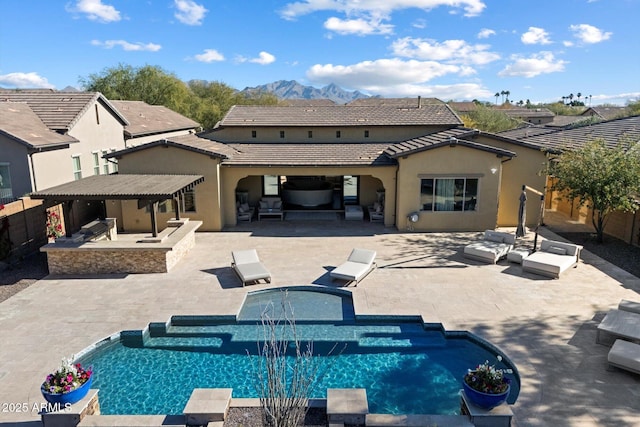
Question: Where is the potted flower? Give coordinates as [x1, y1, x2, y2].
[463, 359, 511, 409]
[41, 357, 93, 406]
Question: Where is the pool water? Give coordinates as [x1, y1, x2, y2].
[78, 288, 519, 415]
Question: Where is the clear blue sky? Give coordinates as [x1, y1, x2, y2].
[1, 0, 638, 105]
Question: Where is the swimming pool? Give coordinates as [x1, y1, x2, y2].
[77, 287, 519, 415]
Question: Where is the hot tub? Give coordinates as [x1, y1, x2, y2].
[282, 180, 334, 207]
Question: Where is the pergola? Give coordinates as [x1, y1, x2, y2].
[30, 174, 204, 237]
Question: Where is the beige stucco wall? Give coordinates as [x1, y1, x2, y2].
[125, 129, 196, 147]
[222, 165, 397, 227]
[470, 136, 548, 228]
[395, 145, 502, 232]
[209, 125, 453, 143]
[114, 146, 222, 232]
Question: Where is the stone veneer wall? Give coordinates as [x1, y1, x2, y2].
[46, 249, 169, 275]
[43, 221, 201, 275]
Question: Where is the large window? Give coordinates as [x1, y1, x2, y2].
[102, 150, 110, 174]
[72, 155, 82, 180]
[181, 191, 196, 212]
[420, 177, 478, 212]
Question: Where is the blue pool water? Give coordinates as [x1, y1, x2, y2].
[78, 288, 519, 415]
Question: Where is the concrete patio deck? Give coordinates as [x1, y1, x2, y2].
[1, 212, 639, 426]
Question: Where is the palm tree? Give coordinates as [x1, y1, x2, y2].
[577, 92, 582, 104]
[494, 92, 500, 105]
[500, 90, 506, 104]
[561, 96, 566, 105]
[504, 90, 510, 103]
[568, 93, 574, 105]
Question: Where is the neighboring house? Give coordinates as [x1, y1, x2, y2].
[110, 100, 201, 147]
[582, 106, 629, 121]
[447, 101, 477, 115]
[500, 107, 555, 125]
[517, 115, 640, 246]
[0, 89, 128, 199]
[0, 102, 78, 202]
[105, 103, 549, 233]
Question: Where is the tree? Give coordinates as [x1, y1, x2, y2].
[504, 90, 510, 103]
[627, 98, 640, 116]
[460, 104, 519, 133]
[494, 92, 500, 105]
[550, 139, 640, 243]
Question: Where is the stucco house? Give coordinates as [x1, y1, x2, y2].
[0, 90, 128, 201]
[105, 102, 549, 233]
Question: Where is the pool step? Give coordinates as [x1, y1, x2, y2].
[366, 414, 473, 426]
[78, 414, 185, 426]
[145, 336, 224, 349]
[358, 333, 446, 348]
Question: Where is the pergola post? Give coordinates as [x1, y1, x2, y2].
[150, 201, 159, 237]
[62, 201, 74, 238]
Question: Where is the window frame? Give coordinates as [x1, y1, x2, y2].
[71, 155, 82, 180]
[419, 175, 480, 213]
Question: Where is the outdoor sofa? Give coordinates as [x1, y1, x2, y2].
[463, 230, 515, 264]
[231, 249, 271, 286]
[330, 248, 377, 286]
[258, 197, 284, 221]
[522, 239, 582, 279]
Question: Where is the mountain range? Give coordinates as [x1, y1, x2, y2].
[241, 80, 371, 104]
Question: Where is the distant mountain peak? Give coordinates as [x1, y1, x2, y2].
[241, 80, 370, 104]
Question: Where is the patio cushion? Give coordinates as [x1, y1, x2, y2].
[330, 248, 377, 285]
[608, 339, 640, 375]
[232, 250, 271, 286]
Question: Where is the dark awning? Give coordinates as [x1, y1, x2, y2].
[30, 174, 204, 201]
[30, 174, 204, 238]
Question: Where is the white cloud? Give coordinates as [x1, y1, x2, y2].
[324, 16, 394, 35]
[174, 0, 207, 26]
[67, 0, 121, 23]
[237, 52, 277, 65]
[194, 49, 225, 63]
[477, 28, 495, 39]
[307, 58, 466, 89]
[391, 37, 500, 65]
[281, 0, 486, 21]
[250, 51, 276, 65]
[562, 40, 574, 47]
[569, 24, 612, 44]
[369, 82, 493, 99]
[498, 52, 567, 78]
[0, 72, 55, 89]
[521, 27, 552, 45]
[91, 40, 161, 51]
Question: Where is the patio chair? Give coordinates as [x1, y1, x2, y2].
[463, 230, 515, 264]
[231, 249, 271, 286]
[330, 248, 377, 286]
[522, 239, 582, 279]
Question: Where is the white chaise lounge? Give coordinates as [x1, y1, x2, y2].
[231, 249, 271, 286]
[463, 230, 515, 264]
[330, 248, 377, 286]
[522, 240, 582, 279]
[608, 339, 640, 375]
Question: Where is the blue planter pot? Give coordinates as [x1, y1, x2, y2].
[463, 380, 510, 409]
[41, 376, 92, 406]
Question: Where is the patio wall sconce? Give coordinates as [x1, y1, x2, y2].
[490, 167, 498, 174]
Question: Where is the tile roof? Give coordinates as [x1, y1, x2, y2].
[518, 115, 640, 150]
[347, 97, 444, 106]
[106, 134, 237, 160]
[499, 107, 555, 119]
[217, 104, 461, 127]
[0, 89, 128, 132]
[497, 126, 559, 139]
[279, 99, 337, 106]
[110, 100, 200, 137]
[0, 102, 78, 149]
[385, 128, 517, 158]
[447, 101, 477, 113]
[582, 106, 629, 120]
[29, 174, 204, 200]
[223, 142, 396, 167]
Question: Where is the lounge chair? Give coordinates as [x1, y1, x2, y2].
[463, 230, 515, 264]
[608, 339, 640, 375]
[231, 249, 271, 286]
[522, 239, 582, 279]
[330, 248, 377, 286]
